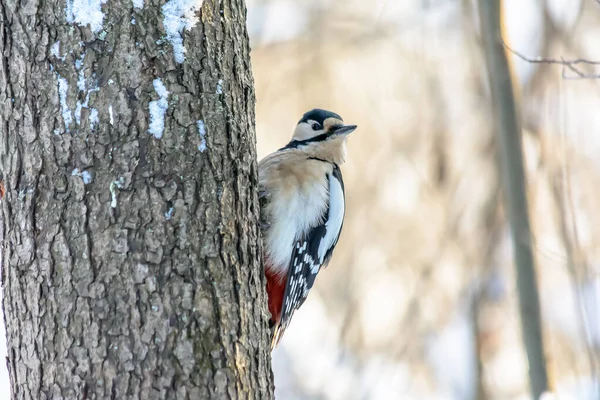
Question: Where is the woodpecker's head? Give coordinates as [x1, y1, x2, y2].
[286, 108, 357, 164]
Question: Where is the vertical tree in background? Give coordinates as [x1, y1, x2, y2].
[0, 0, 274, 397]
[478, 0, 549, 398]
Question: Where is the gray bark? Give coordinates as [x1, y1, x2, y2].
[478, 1, 549, 398]
[0, 0, 274, 398]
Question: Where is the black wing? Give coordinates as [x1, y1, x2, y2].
[271, 233, 324, 348]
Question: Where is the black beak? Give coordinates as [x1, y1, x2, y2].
[332, 124, 357, 135]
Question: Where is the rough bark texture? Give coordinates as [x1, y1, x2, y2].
[0, 0, 274, 398]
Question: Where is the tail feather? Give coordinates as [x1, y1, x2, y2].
[270, 323, 285, 350]
[270, 325, 280, 350]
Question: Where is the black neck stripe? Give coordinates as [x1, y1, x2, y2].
[279, 132, 334, 151]
[307, 157, 329, 163]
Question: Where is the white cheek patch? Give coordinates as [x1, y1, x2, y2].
[292, 120, 325, 142]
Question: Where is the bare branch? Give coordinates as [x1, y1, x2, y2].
[503, 42, 600, 79]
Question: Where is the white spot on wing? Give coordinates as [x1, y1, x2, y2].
[294, 253, 303, 273]
[299, 242, 306, 254]
[308, 254, 319, 275]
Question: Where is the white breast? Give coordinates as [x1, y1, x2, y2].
[265, 176, 329, 276]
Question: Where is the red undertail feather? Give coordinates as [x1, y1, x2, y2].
[265, 261, 285, 329]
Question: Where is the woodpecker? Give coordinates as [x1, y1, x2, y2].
[258, 108, 357, 349]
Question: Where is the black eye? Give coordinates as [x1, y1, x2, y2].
[311, 122, 321, 131]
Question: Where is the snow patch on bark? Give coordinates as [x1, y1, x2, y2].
[57, 76, 72, 132]
[162, 0, 203, 63]
[148, 78, 169, 139]
[73, 54, 100, 126]
[76, 55, 86, 91]
[89, 108, 99, 130]
[108, 105, 114, 126]
[72, 168, 93, 184]
[65, 0, 108, 33]
[75, 101, 83, 125]
[197, 120, 207, 152]
[110, 178, 125, 208]
[51, 41, 65, 61]
[51, 41, 60, 57]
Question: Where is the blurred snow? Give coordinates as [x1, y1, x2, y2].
[426, 308, 477, 400]
[359, 272, 409, 345]
[582, 278, 600, 348]
[546, 0, 582, 31]
[272, 293, 352, 399]
[555, 376, 600, 400]
[379, 158, 421, 215]
[518, 377, 600, 400]
[487, 339, 529, 395]
[502, 0, 544, 86]
[246, 0, 309, 45]
[273, 293, 477, 400]
[557, 91, 600, 171]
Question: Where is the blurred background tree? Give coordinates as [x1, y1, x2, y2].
[480, 0, 549, 397]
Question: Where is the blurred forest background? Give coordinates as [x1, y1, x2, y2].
[248, 0, 599, 399]
[1, 0, 599, 399]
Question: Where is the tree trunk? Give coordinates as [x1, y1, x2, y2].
[0, 0, 274, 398]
